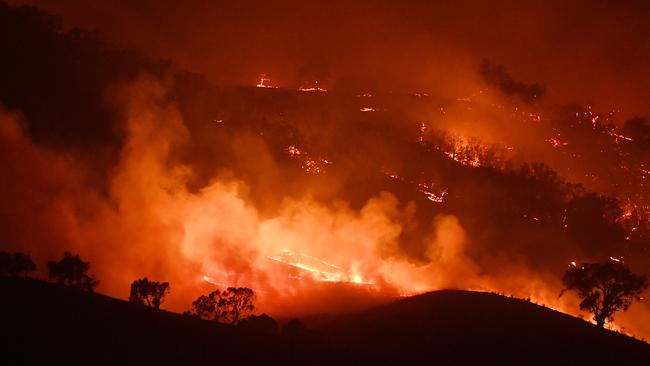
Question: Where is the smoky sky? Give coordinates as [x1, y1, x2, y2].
[10, 0, 650, 119]
[3, 0, 650, 338]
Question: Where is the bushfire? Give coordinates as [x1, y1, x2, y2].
[2, 0, 650, 346]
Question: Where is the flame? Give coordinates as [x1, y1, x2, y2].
[418, 181, 448, 203]
[545, 137, 568, 148]
[419, 122, 427, 142]
[445, 151, 481, 167]
[267, 249, 374, 285]
[609, 131, 634, 142]
[285, 145, 331, 174]
[256, 73, 277, 88]
[298, 80, 327, 92]
[4, 76, 649, 338]
[437, 135, 485, 168]
[286, 145, 302, 156]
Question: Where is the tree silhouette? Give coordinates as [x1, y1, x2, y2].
[129, 277, 170, 309]
[238, 313, 279, 334]
[561, 260, 648, 328]
[0, 251, 36, 277]
[219, 287, 255, 324]
[47, 252, 98, 291]
[190, 290, 220, 320]
[281, 319, 306, 337]
[189, 287, 255, 324]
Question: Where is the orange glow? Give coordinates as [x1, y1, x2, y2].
[3, 0, 650, 348]
[609, 131, 634, 142]
[267, 249, 374, 285]
[298, 81, 327, 92]
[418, 182, 448, 203]
[256, 73, 277, 88]
[545, 137, 568, 148]
[285, 145, 331, 174]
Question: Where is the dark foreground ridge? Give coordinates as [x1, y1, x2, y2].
[318, 290, 650, 364]
[1, 277, 649, 365]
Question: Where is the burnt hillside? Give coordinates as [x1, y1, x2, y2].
[1, 278, 648, 365]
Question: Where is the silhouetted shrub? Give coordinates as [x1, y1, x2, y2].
[0, 251, 36, 277]
[238, 313, 278, 335]
[188, 287, 255, 324]
[47, 252, 98, 292]
[129, 277, 170, 309]
[281, 319, 306, 337]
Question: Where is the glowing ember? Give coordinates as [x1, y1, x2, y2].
[284, 145, 332, 174]
[445, 151, 481, 167]
[419, 122, 427, 142]
[418, 181, 448, 203]
[609, 131, 633, 142]
[285, 145, 302, 156]
[256, 73, 277, 88]
[545, 137, 569, 148]
[527, 112, 542, 122]
[302, 158, 321, 173]
[298, 81, 327, 92]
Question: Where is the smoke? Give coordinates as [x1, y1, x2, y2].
[10, 0, 650, 119]
[2, 0, 649, 338]
[0, 75, 577, 319]
[480, 59, 546, 103]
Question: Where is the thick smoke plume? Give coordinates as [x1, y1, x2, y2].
[0, 76, 576, 318]
[12, 0, 650, 118]
[2, 0, 650, 339]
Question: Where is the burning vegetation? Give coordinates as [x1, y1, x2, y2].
[1, 0, 650, 343]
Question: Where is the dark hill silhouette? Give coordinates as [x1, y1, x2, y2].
[0, 277, 309, 365]
[1, 278, 649, 365]
[316, 290, 650, 364]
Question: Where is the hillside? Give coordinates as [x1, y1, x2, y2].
[0, 277, 301, 365]
[317, 290, 650, 364]
[1, 277, 649, 365]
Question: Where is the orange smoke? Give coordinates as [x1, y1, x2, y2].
[0, 75, 644, 337]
